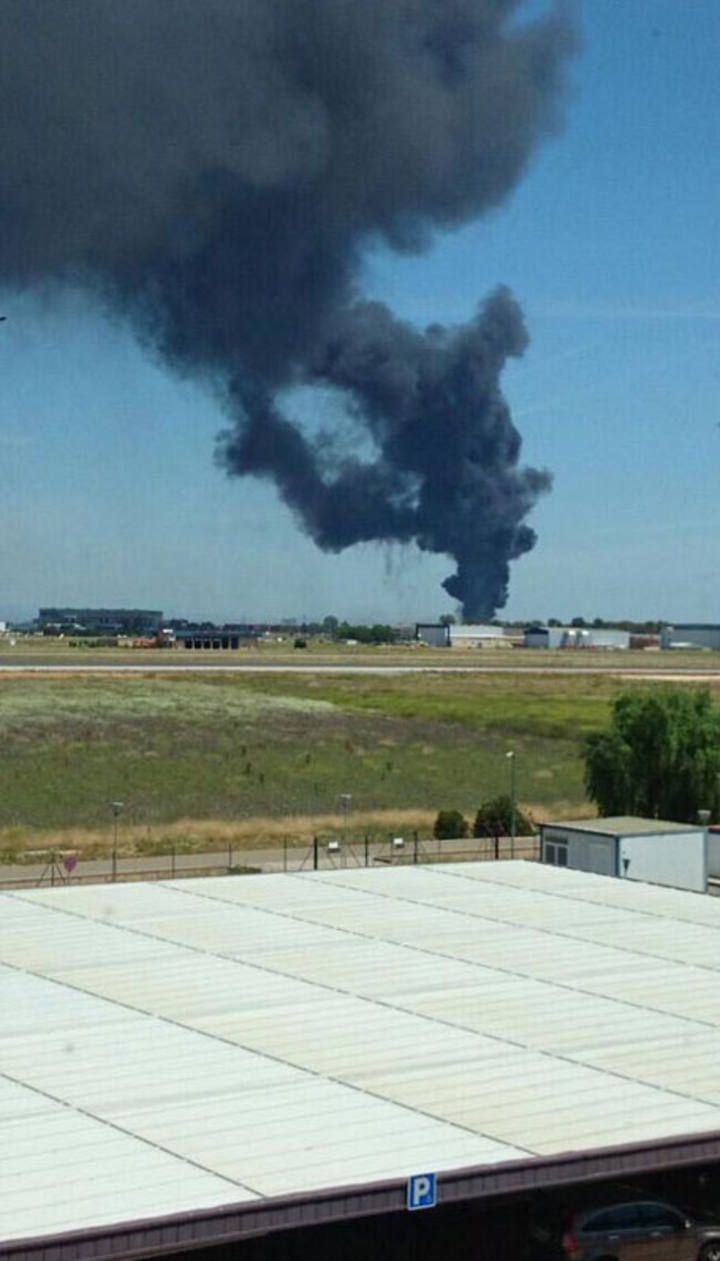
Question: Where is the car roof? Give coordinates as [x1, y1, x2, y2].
[576, 1201, 683, 1227]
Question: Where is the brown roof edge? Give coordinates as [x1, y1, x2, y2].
[5, 1130, 720, 1261]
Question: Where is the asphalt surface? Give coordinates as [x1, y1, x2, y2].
[1, 659, 720, 678]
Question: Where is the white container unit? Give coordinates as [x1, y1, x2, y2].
[541, 816, 707, 893]
[707, 829, 720, 878]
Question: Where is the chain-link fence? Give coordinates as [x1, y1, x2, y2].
[0, 833, 540, 889]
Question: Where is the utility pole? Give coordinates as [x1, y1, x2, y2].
[506, 751, 516, 858]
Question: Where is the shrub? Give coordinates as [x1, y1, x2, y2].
[433, 809, 468, 839]
[473, 794, 535, 838]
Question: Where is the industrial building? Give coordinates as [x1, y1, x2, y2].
[415, 622, 515, 648]
[37, 607, 163, 635]
[524, 624, 630, 649]
[661, 624, 720, 651]
[446, 623, 513, 648]
[415, 622, 450, 647]
[175, 626, 246, 650]
[540, 816, 707, 892]
[5, 862, 720, 1259]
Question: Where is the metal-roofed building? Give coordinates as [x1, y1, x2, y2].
[540, 816, 707, 892]
[661, 624, 720, 651]
[414, 622, 450, 647]
[524, 625, 630, 650]
[37, 608, 163, 635]
[5, 862, 720, 1258]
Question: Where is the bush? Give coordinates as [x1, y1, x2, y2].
[433, 809, 468, 839]
[293, 637, 307, 649]
[473, 794, 535, 838]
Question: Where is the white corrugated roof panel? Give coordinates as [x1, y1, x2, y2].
[5, 861, 720, 1243]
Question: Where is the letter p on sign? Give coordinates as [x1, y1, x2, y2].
[407, 1172, 437, 1211]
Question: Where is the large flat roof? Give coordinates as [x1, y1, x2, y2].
[5, 862, 720, 1255]
[543, 815, 702, 836]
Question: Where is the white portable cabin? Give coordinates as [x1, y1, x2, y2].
[707, 827, 720, 878]
[540, 816, 707, 893]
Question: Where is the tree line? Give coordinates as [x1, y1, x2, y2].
[433, 689, 720, 840]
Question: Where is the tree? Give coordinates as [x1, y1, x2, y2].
[584, 688, 720, 822]
[433, 809, 468, 839]
[473, 794, 535, 838]
[439, 613, 456, 627]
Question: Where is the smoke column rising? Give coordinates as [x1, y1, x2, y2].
[0, 0, 575, 619]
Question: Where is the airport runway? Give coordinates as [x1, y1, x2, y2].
[1, 659, 720, 680]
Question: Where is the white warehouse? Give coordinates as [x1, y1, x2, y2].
[524, 625, 630, 650]
[540, 816, 707, 893]
[661, 624, 720, 651]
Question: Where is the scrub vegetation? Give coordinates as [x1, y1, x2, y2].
[1, 670, 717, 857]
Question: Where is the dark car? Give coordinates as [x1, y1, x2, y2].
[528, 1199, 720, 1260]
[547, 1200, 720, 1261]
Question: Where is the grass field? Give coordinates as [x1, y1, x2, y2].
[5, 634, 720, 672]
[3, 664, 717, 859]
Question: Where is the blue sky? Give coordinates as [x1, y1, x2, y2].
[2, 0, 719, 625]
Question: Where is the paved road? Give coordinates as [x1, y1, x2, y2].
[1, 660, 720, 678]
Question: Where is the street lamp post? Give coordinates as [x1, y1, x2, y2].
[506, 752, 516, 858]
[339, 793, 352, 831]
[110, 801, 124, 881]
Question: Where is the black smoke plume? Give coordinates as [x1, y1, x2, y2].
[0, 0, 575, 618]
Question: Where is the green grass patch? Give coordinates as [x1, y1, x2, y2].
[0, 670, 701, 840]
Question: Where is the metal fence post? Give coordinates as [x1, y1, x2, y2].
[313, 835, 318, 871]
[364, 833, 369, 867]
[413, 831, 419, 864]
[112, 849, 117, 882]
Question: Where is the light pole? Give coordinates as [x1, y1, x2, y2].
[110, 801, 124, 881]
[339, 793, 352, 837]
[506, 752, 516, 857]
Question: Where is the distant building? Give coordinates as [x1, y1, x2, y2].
[524, 625, 630, 650]
[448, 623, 512, 648]
[37, 608, 163, 635]
[415, 622, 450, 648]
[175, 625, 252, 650]
[661, 624, 720, 651]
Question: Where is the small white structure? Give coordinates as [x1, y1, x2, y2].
[707, 828, 720, 878]
[661, 624, 720, 651]
[540, 816, 707, 893]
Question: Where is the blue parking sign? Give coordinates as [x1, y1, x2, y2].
[407, 1172, 437, 1211]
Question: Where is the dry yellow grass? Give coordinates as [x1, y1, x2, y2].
[0, 799, 584, 860]
[1, 809, 432, 858]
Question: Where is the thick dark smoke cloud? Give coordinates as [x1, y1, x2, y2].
[0, 0, 575, 619]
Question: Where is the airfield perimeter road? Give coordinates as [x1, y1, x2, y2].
[1, 659, 720, 680]
[2, 643, 720, 679]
